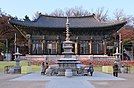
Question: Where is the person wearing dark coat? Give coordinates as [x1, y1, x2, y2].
[88, 63, 94, 76]
[41, 62, 45, 75]
[113, 62, 119, 77]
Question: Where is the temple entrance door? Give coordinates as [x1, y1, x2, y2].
[48, 49, 51, 55]
[79, 41, 89, 55]
[32, 40, 43, 55]
[92, 41, 103, 54]
[47, 43, 52, 54]
[47, 41, 57, 55]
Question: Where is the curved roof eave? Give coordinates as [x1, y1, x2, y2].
[9, 15, 127, 29]
[10, 20, 127, 30]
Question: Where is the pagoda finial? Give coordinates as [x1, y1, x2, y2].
[66, 17, 70, 41]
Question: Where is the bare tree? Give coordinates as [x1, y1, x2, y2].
[0, 8, 6, 17]
[95, 7, 108, 22]
[65, 8, 73, 17]
[32, 7, 110, 21]
[32, 11, 41, 20]
[32, 11, 48, 20]
[113, 9, 133, 26]
[113, 9, 126, 21]
[66, 7, 91, 17]
[50, 6, 91, 17]
[50, 9, 64, 16]
[128, 16, 134, 26]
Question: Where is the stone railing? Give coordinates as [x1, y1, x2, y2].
[89, 55, 115, 60]
[25, 55, 116, 66]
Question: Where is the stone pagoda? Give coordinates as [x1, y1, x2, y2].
[57, 17, 80, 76]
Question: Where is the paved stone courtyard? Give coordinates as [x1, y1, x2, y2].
[0, 72, 134, 88]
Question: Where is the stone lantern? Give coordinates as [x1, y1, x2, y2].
[13, 48, 22, 74]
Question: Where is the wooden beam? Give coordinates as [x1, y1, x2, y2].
[13, 25, 27, 39]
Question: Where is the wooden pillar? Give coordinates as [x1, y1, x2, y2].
[56, 36, 61, 55]
[27, 34, 31, 54]
[75, 42, 78, 55]
[57, 40, 61, 54]
[75, 36, 79, 55]
[89, 41, 91, 54]
[42, 35, 45, 54]
[103, 39, 107, 55]
[56, 41, 58, 54]
[96, 41, 99, 54]
[44, 40, 48, 54]
[89, 37, 93, 54]
[119, 33, 122, 59]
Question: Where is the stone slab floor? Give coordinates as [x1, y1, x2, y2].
[10, 72, 125, 88]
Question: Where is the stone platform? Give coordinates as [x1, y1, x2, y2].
[10, 72, 125, 88]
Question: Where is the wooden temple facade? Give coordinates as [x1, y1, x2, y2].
[9, 14, 126, 55]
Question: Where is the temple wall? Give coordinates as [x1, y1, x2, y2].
[29, 34, 108, 55]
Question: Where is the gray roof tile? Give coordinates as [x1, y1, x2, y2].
[9, 14, 127, 28]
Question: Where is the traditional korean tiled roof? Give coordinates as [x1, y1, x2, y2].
[9, 14, 127, 28]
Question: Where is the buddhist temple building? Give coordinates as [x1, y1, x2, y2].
[9, 14, 126, 56]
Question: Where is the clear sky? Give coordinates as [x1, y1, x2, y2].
[0, 0, 134, 19]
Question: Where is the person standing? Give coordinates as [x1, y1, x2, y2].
[45, 62, 49, 69]
[113, 62, 119, 77]
[88, 63, 94, 76]
[41, 62, 45, 75]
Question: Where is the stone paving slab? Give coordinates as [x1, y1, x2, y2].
[10, 72, 125, 81]
[10, 72, 125, 88]
[88, 72, 125, 80]
[45, 77, 95, 88]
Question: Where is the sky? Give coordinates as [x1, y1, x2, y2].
[0, 0, 134, 19]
